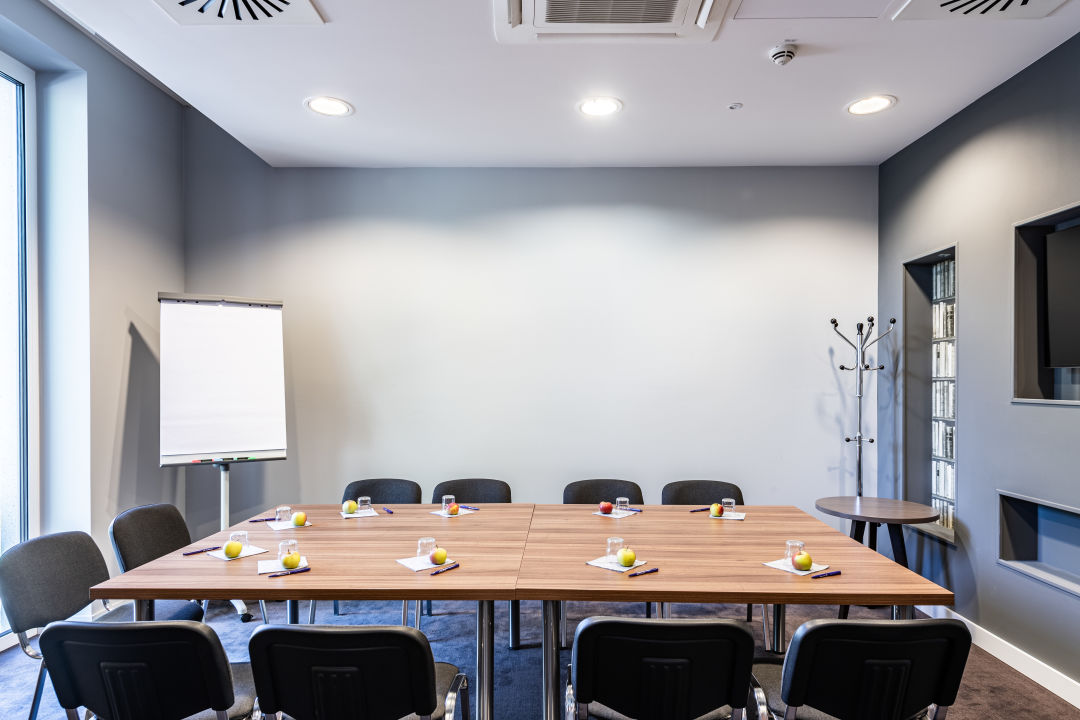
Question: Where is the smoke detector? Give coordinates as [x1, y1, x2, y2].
[769, 43, 796, 65]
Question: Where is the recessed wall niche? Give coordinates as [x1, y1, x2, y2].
[1014, 201, 1080, 403]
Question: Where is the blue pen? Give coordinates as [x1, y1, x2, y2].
[431, 562, 460, 575]
[811, 570, 841, 579]
[459, 505, 480, 511]
[626, 508, 643, 513]
[629, 567, 658, 577]
[382, 507, 394, 514]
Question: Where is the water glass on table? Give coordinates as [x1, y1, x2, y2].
[722, 498, 736, 514]
[357, 496, 372, 512]
[274, 505, 293, 523]
[606, 537, 624, 562]
[615, 497, 630, 512]
[442, 495, 456, 513]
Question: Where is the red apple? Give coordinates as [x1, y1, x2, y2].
[599, 501, 614, 514]
[447, 503, 460, 516]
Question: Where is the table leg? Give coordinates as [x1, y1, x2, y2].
[476, 600, 495, 720]
[849, 519, 866, 543]
[286, 600, 299, 624]
[769, 604, 786, 654]
[888, 523, 909, 568]
[542, 600, 560, 720]
[133, 599, 152, 622]
[508, 600, 520, 650]
[892, 605, 913, 620]
[868, 522, 879, 552]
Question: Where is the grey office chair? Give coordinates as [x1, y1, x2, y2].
[248, 624, 468, 720]
[0, 531, 131, 720]
[336, 479, 422, 617]
[567, 616, 766, 720]
[39, 620, 255, 720]
[420, 479, 521, 649]
[109, 503, 207, 623]
[661, 480, 754, 624]
[751, 618, 972, 719]
[563, 478, 644, 505]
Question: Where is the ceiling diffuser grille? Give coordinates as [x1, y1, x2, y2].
[893, 0, 1067, 18]
[545, 0, 680, 23]
[152, 0, 323, 24]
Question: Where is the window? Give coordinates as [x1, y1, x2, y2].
[0, 49, 34, 636]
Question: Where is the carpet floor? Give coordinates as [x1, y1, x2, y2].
[0, 599, 1076, 719]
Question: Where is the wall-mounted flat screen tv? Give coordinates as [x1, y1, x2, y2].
[1045, 224, 1080, 367]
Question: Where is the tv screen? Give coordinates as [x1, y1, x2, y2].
[1045, 224, 1080, 367]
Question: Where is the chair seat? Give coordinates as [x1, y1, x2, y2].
[184, 662, 257, 720]
[752, 662, 930, 720]
[403, 662, 461, 720]
[587, 701, 734, 719]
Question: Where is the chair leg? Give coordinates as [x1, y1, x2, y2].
[308, 599, 317, 624]
[559, 601, 568, 649]
[29, 660, 47, 720]
[63, 711, 78, 720]
[333, 599, 340, 616]
[401, 600, 409, 625]
[645, 602, 652, 618]
[425, 599, 433, 616]
[259, 601, 269, 625]
[508, 600, 520, 650]
[659, 602, 670, 618]
[413, 600, 422, 628]
[838, 604, 850, 619]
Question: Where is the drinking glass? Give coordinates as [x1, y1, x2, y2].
[442, 495, 456, 512]
[785, 540, 806, 560]
[278, 539, 299, 563]
[615, 497, 630, 512]
[228, 530, 248, 548]
[722, 498, 736, 514]
[606, 537, 625, 561]
[418, 537, 437, 557]
[274, 505, 293, 523]
[357, 496, 372, 512]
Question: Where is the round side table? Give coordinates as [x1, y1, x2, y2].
[815, 496, 939, 569]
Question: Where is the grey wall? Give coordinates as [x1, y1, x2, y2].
[0, 1, 185, 572]
[182, 110, 879, 540]
[878, 33, 1080, 680]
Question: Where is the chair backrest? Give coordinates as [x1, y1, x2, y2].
[0, 531, 110, 635]
[563, 479, 644, 505]
[430, 478, 511, 504]
[782, 618, 972, 720]
[572, 617, 755, 719]
[342, 478, 422, 504]
[661, 480, 745, 506]
[39, 620, 235, 720]
[110, 503, 193, 572]
[249, 624, 440, 720]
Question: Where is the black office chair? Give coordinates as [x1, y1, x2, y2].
[248, 624, 468, 720]
[422, 479, 521, 649]
[567, 616, 766, 720]
[661, 481, 754, 624]
[342, 477, 422, 505]
[109, 503, 208, 623]
[662, 479, 745, 506]
[336, 479, 423, 617]
[0, 531, 135, 720]
[563, 478, 644, 505]
[751, 618, 972, 720]
[39, 620, 255, 720]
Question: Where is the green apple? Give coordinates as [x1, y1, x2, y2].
[292, 511, 307, 527]
[616, 547, 636, 567]
[429, 547, 447, 565]
[281, 551, 301, 569]
[791, 551, 813, 571]
[342, 500, 358, 514]
[223, 540, 243, 558]
[710, 502, 723, 517]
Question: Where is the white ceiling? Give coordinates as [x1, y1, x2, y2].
[42, 0, 1080, 167]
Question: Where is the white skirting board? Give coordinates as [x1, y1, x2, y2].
[917, 604, 1080, 709]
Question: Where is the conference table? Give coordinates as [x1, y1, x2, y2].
[90, 502, 954, 720]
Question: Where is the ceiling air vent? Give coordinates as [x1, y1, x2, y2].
[893, 0, 1068, 18]
[495, 0, 731, 42]
[152, 0, 324, 25]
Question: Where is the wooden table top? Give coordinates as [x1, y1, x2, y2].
[515, 505, 953, 606]
[91, 504, 535, 602]
[91, 503, 953, 608]
[814, 496, 939, 525]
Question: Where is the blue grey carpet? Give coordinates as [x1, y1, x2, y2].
[0, 601, 1075, 719]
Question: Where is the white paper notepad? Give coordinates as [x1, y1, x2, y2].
[257, 557, 309, 574]
[397, 556, 456, 572]
[341, 508, 378, 518]
[586, 557, 647, 573]
[593, 510, 636, 519]
[207, 545, 268, 561]
[762, 559, 829, 576]
[266, 520, 313, 531]
[429, 508, 476, 518]
[709, 512, 746, 521]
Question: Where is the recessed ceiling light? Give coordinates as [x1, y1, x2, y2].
[847, 95, 897, 116]
[305, 96, 354, 117]
[579, 97, 623, 117]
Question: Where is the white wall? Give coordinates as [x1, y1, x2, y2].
[183, 112, 879, 535]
